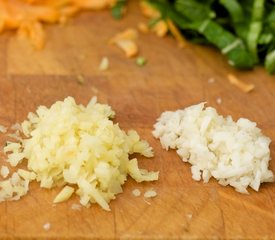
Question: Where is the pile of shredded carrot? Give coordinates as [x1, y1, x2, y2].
[0, 0, 117, 49]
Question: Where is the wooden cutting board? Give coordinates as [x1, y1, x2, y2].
[0, 1, 275, 239]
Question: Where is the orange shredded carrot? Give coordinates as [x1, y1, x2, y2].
[0, 0, 116, 49]
[18, 20, 45, 49]
[109, 28, 139, 58]
[139, 1, 160, 19]
[166, 19, 187, 48]
[137, 22, 149, 33]
[152, 20, 168, 38]
[109, 28, 138, 43]
[227, 74, 255, 93]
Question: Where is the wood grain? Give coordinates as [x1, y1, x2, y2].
[0, 1, 275, 239]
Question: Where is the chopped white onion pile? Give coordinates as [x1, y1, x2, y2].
[0, 96, 159, 210]
[153, 103, 274, 194]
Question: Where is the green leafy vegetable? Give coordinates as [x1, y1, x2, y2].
[144, 0, 275, 74]
[174, 0, 215, 22]
[219, 0, 244, 24]
[197, 20, 254, 68]
[246, 0, 265, 63]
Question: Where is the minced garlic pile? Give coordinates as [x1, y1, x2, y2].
[153, 103, 274, 194]
[0, 96, 158, 210]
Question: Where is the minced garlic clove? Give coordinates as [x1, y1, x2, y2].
[132, 188, 141, 197]
[0, 166, 10, 179]
[99, 57, 109, 71]
[17, 169, 36, 181]
[0, 125, 7, 133]
[144, 189, 157, 198]
[53, 186, 75, 203]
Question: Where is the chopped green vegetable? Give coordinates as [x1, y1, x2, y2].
[267, 10, 275, 32]
[218, 0, 248, 40]
[258, 31, 273, 45]
[143, 0, 275, 74]
[196, 20, 254, 68]
[246, 0, 265, 63]
[136, 56, 147, 66]
[174, 0, 215, 22]
[219, 0, 244, 24]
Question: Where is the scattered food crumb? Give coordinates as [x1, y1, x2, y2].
[216, 97, 222, 105]
[137, 22, 149, 33]
[143, 198, 151, 205]
[110, 28, 138, 42]
[7, 132, 22, 141]
[71, 203, 82, 211]
[3, 142, 22, 155]
[11, 123, 22, 131]
[144, 189, 157, 198]
[53, 186, 75, 203]
[136, 56, 147, 66]
[186, 213, 193, 220]
[76, 75, 85, 85]
[152, 20, 168, 38]
[132, 188, 141, 197]
[90, 86, 99, 94]
[109, 28, 139, 58]
[166, 19, 187, 48]
[208, 78, 215, 84]
[43, 222, 51, 231]
[17, 169, 36, 181]
[0, 166, 10, 179]
[0, 171, 33, 202]
[114, 39, 138, 58]
[99, 57, 109, 71]
[227, 74, 255, 93]
[26, 87, 32, 94]
[79, 54, 86, 61]
[139, 1, 161, 19]
[0, 125, 7, 133]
